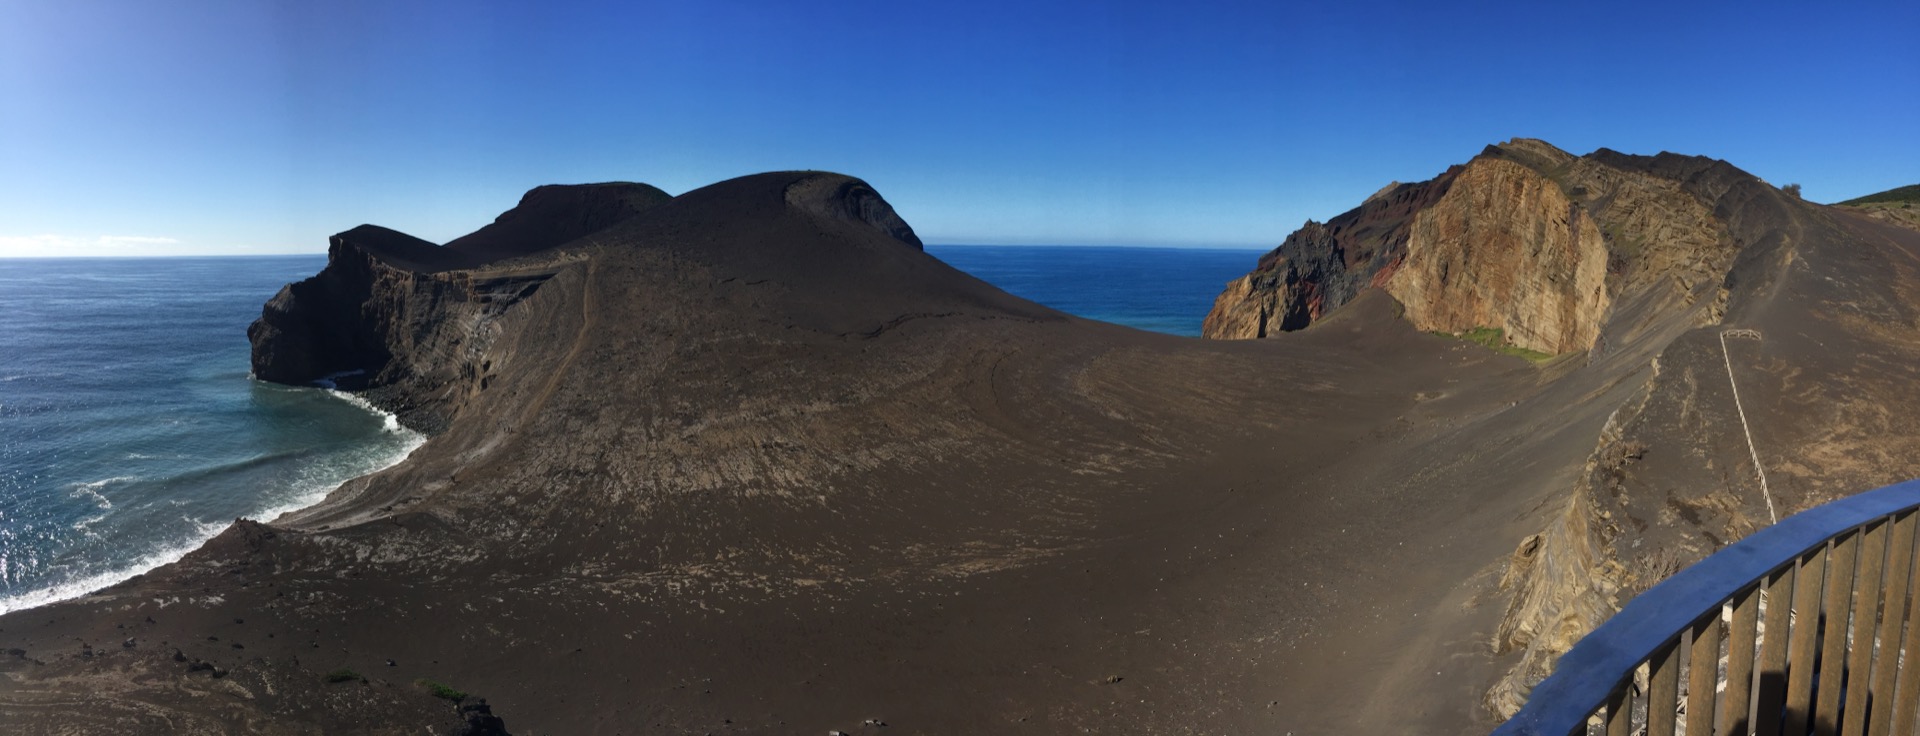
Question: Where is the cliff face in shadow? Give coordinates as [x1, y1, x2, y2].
[246, 183, 671, 431]
[6, 151, 1920, 735]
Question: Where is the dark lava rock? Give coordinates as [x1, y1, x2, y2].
[454, 699, 511, 736]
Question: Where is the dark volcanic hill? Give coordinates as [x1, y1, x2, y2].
[4, 150, 1919, 735]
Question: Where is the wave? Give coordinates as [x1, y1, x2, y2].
[67, 476, 134, 509]
[160, 450, 313, 486]
[2, 386, 426, 616]
[71, 513, 110, 531]
[0, 518, 227, 616]
[323, 389, 407, 434]
[252, 430, 425, 524]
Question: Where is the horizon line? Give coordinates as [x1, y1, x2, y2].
[0, 242, 1276, 260]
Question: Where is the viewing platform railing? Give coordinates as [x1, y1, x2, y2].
[1494, 479, 1920, 736]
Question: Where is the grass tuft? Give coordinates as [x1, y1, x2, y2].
[1434, 326, 1556, 362]
[322, 668, 363, 684]
[415, 678, 468, 702]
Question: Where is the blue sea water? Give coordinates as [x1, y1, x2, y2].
[0, 245, 1261, 614]
[927, 245, 1263, 337]
[0, 256, 424, 614]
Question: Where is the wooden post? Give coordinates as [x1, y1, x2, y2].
[1866, 511, 1918, 736]
[1784, 545, 1830, 734]
[1690, 609, 1723, 736]
[1651, 638, 1682, 735]
[1813, 530, 1860, 736]
[1756, 566, 1795, 736]
[1723, 583, 1762, 736]
[1607, 680, 1634, 736]
[1839, 519, 1890, 736]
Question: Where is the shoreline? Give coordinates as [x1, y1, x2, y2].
[0, 383, 423, 616]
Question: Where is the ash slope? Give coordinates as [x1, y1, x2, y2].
[3, 155, 1917, 735]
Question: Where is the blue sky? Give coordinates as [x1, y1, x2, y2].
[2, 0, 1915, 256]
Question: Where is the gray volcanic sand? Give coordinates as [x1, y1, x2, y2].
[4, 171, 1917, 735]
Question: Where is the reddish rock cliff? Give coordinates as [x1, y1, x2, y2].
[1204, 139, 1737, 359]
[1386, 156, 1610, 355]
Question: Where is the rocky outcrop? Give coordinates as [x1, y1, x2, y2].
[247, 183, 669, 431]
[1386, 155, 1610, 354]
[1200, 171, 1460, 339]
[1204, 139, 1739, 357]
[1484, 392, 1642, 716]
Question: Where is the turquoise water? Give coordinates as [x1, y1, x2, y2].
[0, 246, 1260, 614]
[0, 256, 423, 614]
[927, 245, 1261, 337]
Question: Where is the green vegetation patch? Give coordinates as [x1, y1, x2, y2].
[322, 668, 363, 683]
[415, 678, 468, 702]
[1434, 327, 1556, 362]
[1837, 184, 1920, 207]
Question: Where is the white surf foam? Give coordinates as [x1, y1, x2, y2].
[252, 429, 425, 524]
[2, 389, 425, 616]
[323, 389, 410, 434]
[67, 476, 133, 509]
[254, 389, 422, 520]
[0, 518, 226, 616]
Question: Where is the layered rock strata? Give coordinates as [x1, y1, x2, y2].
[1205, 139, 1735, 356]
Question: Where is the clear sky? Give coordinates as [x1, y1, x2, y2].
[2, 0, 1916, 256]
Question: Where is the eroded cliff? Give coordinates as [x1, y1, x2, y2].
[1204, 139, 1737, 358]
[1387, 155, 1610, 355]
[247, 183, 670, 431]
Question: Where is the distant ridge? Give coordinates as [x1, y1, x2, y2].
[1834, 183, 1920, 231]
[1836, 183, 1920, 206]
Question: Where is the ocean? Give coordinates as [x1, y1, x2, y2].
[926, 245, 1261, 337]
[0, 245, 1261, 614]
[0, 256, 424, 614]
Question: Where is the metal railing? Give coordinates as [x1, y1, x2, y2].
[1494, 478, 1920, 736]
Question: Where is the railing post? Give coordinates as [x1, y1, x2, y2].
[1784, 544, 1830, 734]
[1650, 638, 1682, 735]
[1866, 511, 1918, 736]
[1756, 565, 1795, 736]
[1884, 519, 1920, 735]
[1839, 519, 1889, 736]
[1689, 610, 1722, 736]
[1606, 681, 1633, 736]
[1813, 529, 1860, 736]
[1724, 584, 1762, 736]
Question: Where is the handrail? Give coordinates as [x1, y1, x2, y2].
[1494, 478, 1920, 736]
